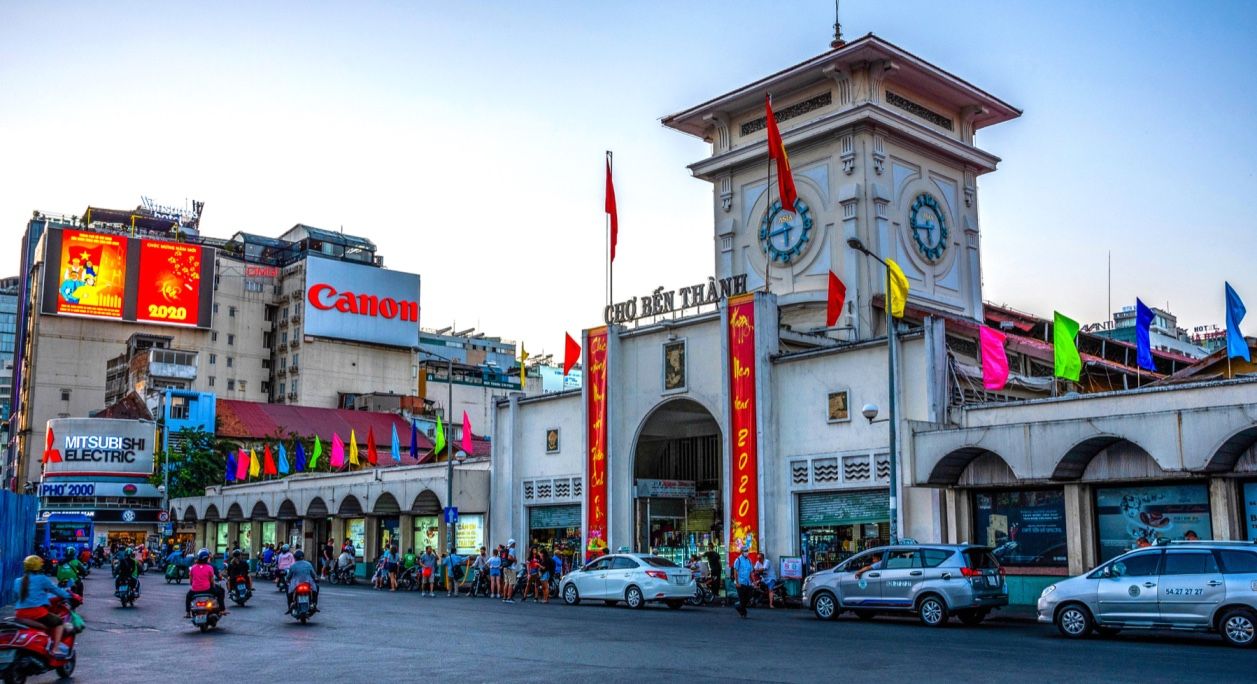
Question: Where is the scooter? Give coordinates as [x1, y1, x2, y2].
[230, 576, 252, 606]
[289, 583, 317, 624]
[254, 561, 277, 580]
[165, 563, 188, 585]
[328, 564, 355, 585]
[115, 576, 139, 607]
[398, 566, 418, 592]
[0, 594, 82, 682]
[189, 590, 225, 632]
[275, 571, 289, 594]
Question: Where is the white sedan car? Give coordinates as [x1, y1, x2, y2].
[560, 553, 695, 609]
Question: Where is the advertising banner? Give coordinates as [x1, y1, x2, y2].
[134, 240, 207, 326]
[727, 294, 759, 561]
[1243, 482, 1257, 541]
[51, 229, 129, 319]
[454, 513, 485, 554]
[303, 256, 421, 348]
[414, 515, 440, 552]
[584, 327, 609, 561]
[1095, 483, 1212, 561]
[973, 489, 1067, 568]
[42, 418, 155, 479]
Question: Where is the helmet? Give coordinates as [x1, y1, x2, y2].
[293, 550, 305, 561]
[64, 547, 75, 559]
[281, 544, 290, 553]
[23, 555, 43, 572]
[198, 549, 210, 561]
[231, 550, 242, 558]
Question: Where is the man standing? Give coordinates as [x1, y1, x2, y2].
[705, 545, 723, 598]
[501, 540, 518, 604]
[733, 548, 754, 619]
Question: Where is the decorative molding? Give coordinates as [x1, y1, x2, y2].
[886, 91, 954, 131]
[840, 134, 856, 175]
[741, 92, 833, 136]
[867, 60, 897, 104]
[521, 476, 582, 504]
[872, 135, 886, 175]
[823, 65, 853, 106]
[704, 112, 732, 153]
[963, 169, 976, 208]
[959, 105, 987, 142]
[787, 452, 891, 492]
[719, 174, 733, 213]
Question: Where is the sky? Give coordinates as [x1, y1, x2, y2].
[1, 1, 1254, 357]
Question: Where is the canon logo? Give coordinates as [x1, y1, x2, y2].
[308, 283, 419, 321]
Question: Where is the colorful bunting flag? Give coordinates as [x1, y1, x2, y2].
[1053, 311, 1082, 382]
[310, 436, 322, 469]
[827, 271, 847, 327]
[409, 420, 418, 459]
[263, 443, 278, 476]
[278, 443, 290, 475]
[348, 429, 359, 467]
[979, 325, 1009, 391]
[461, 411, 472, 456]
[563, 333, 581, 377]
[248, 448, 261, 478]
[390, 424, 401, 463]
[330, 433, 344, 469]
[519, 344, 529, 390]
[295, 441, 307, 472]
[764, 94, 798, 212]
[886, 259, 909, 319]
[434, 414, 446, 456]
[1135, 299, 1156, 372]
[606, 154, 619, 262]
[236, 448, 249, 480]
[366, 427, 378, 465]
[1226, 282, 1250, 363]
[225, 451, 237, 482]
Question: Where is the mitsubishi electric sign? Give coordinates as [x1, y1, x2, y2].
[303, 256, 421, 348]
[42, 418, 156, 479]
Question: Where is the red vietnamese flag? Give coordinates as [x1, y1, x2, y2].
[366, 427, 379, 465]
[43, 426, 62, 464]
[605, 155, 618, 262]
[563, 332, 581, 376]
[263, 444, 278, 476]
[765, 94, 799, 212]
[827, 271, 847, 327]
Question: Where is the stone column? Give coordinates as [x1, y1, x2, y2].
[1063, 483, 1095, 575]
[330, 518, 345, 553]
[225, 522, 240, 554]
[1209, 477, 1237, 540]
[364, 517, 380, 562]
[195, 521, 208, 549]
[400, 514, 415, 555]
[249, 522, 264, 560]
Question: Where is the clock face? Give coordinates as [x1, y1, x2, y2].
[758, 199, 813, 264]
[909, 193, 948, 262]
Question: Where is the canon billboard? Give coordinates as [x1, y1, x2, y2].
[42, 418, 156, 479]
[303, 256, 421, 348]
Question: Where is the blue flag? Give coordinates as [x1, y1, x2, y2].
[295, 441, 306, 472]
[1135, 298, 1155, 372]
[225, 452, 237, 482]
[390, 424, 401, 462]
[278, 443, 290, 474]
[409, 420, 418, 459]
[1226, 282, 1250, 362]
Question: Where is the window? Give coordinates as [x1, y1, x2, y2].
[226, 357, 234, 368]
[1219, 550, 1257, 574]
[227, 379, 235, 391]
[610, 557, 639, 570]
[282, 306, 289, 320]
[208, 353, 216, 365]
[261, 381, 270, 393]
[211, 331, 218, 342]
[1111, 552, 1161, 577]
[228, 306, 237, 318]
[583, 558, 611, 572]
[883, 549, 921, 569]
[279, 382, 285, 395]
[291, 379, 299, 394]
[227, 334, 235, 346]
[281, 331, 288, 345]
[962, 549, 1000, 569]
[261, 359, 270, 369]
[1162, 552, 1218, 576]
[168, 396, 189, 420]
[208, 376, 216, 387]
[641, 556, 679, 568]
[60, 389, 71, 401]
[280, 356, 287, 369]
[921, 549, 953, 568]
[292, 353, 299, 367]
[213, 303, 219, 314]
[238, 380, 247, 392]
[973, 488, 1067, 568]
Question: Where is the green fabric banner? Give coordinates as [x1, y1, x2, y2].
[1053, 311, 1082, 381]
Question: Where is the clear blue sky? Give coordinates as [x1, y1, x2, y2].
[1, 1, 1253, 354]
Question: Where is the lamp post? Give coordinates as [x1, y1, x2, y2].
[847, 237, 900, 545]
[420, 350, 456, 557]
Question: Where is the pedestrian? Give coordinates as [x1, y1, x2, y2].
[385, 544, 400, 591]
[733, 547, 754, 618]
[442, 550, 462, 596]
[488, 546, 502, 598]
[420, 546, 437, 596]
[705, 545, 723, 598]
[538, 548, 552, 603]
[321, 537, 335, 579]
[755, 553, 776, 608]
[343, 537, 355, 558]
[468, 547, 489, 597]
[501, 540, 518, 604]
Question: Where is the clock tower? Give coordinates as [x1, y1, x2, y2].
[662, 34, 1020, 339]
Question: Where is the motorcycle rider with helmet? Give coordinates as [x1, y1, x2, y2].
[284, 549, 319, 613]
[184, 549, 226, 618]
[56, 548, 84, 595]
[114, 547, 140, 596]
[226, 550, 252, 591]
[275, 544, 296, 589]
[12, 555, 72, 658]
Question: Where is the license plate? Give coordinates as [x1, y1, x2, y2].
[237, 585, 247, 592]
[298, 598, 310, 606]
[193, 615, 206, 624]
[0, 650, 15, 664]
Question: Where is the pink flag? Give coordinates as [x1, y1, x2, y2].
[980, 325, 1009, 391]
[331, 433, 345, 468]
[461, 411, 472, 456]
[236, 449, 249, 480]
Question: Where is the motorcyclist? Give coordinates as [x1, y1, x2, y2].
[56, 549, 83, 595]
[275, 544, 295, 587]
[12, 555, 72, 658]
[336, 547, 354, 580]
[115, 548, 140, 595]
[284, 549, 319, 613]
[185, 549, 226, 618]
[260, 543, 275, 566]
[226, 550, 252, 592]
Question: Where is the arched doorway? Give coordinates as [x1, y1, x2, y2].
[632, 398, 722, 565]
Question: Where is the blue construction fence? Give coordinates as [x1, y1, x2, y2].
[0, 490, 40, 607]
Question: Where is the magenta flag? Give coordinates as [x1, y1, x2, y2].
[461, 411, 472, 456]
[235, 448, 249, 480]
[980, 325, 1009, 391]
[331, 433, 346, 468]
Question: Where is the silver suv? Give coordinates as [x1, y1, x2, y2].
[1037, 541, 1257, 648]
[802, 544, 1008, 626]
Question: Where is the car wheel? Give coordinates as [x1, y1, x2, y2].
[853, 610, 875, 621]
[4, 668, 28, 684]
[56, 651, 76, 678]
[917, 595, 948, 627]
[1219, 608, 1257, 648]
[1055, 603, 1093, 639]
[563, 584, 580, 606]
[666, 600, 683, 610]
[956, 609, 987, 626]
[625, 586, 645, 609]
[812, 592, 838, 621]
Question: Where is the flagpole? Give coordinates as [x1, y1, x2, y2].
[606, 150, 613, 310]
[765, 95, 773, 294]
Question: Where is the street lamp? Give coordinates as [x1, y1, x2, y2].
[847, 237, 901, 545]
[419, 349, 457, 557]
[157, 483, 167, 544]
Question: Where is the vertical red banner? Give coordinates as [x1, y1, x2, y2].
[585, 327, 609, 561]
[727, 294, 759, 563]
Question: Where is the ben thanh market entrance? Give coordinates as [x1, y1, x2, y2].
[632, 398, 723, 566]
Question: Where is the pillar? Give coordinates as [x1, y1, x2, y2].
[225, 522, 240, 553]
[249, 522, 264, 559]
[364, 517, 380, 562]
[1063, 483, 1095, 576]
[400, 514, 415, 554]
[331, 518, 345, 551]
[1209, 477, 1238, 541]
[195, 521, 208, 549]
[302, 518, 319, 552]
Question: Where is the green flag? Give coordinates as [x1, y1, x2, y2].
[310, 435, 323, 469]
[434, 415, 446, 456]
[1053, 311, 1082, 381]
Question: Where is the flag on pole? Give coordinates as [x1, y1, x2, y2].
[519, 344, 529, 390]
[1053, 311, 1083, 381]
[563, 333, 581, 377]
[886, 259, 909, 319]
[310, 436, 323, 469]
[278, 443, 290, 475]
[263, 444, 278, 476]
[295, 441, 307, 472]
[348, 429, 360, 467]
[1135, 298, 1156, 372]
[461, 411, 472, 456]
[249, 448, 261, 478]
[366, 427, 378, 465]
[225, 452, 237, 482]
[330, 433, 345, 469]
[236, 449, 249, 480]
[827, 271, 847, 327]
[434, 414, 446, 457]
[979, 325, 1009, 391]
[409, 420, 418, 459]
[390, 424, 401, 462]
[764, 94, 799, 211]
[606, 155, 618, 262]
[1226, 282, 1250, 362]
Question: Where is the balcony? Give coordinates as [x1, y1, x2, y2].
[287, 392, 298, 400]
[147, 349, 198, 381]
[288, 365, 299, 375]
[276, 367, 287, 377]
[290, 313, 300, 324]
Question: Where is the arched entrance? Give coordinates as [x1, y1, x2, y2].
[632, 398, 723, 564]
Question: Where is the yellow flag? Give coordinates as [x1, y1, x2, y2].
[248, 448, 260, 478]
[886, 258, 909, 319]
[519, 344, 529, 390]
[349, 429, 360, 466]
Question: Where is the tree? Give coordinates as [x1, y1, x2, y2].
[150, 428, 228, 500]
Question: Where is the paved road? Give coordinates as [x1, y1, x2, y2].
[26, 570, 1257, 683]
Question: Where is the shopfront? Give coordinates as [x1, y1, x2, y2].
[377, 516, 400, 551]
[972, 488, 1068, 574]
[1093, 482, 1212, 562]
[237, 522, 253, 551]
[797, 490, 888, 575]
[528, 505, 581, 570]
[1243, 481, 1257, 541]
[346, 518, 366, 559]
[260, 521, 277, 547]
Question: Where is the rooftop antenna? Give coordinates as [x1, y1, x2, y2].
[830, 0, 845, 49]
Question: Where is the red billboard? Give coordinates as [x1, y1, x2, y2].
[52, 230, 129, 319]
[585, 327, 609, 561]
[134, 240, 205, 326]
[727, 294, 759, 563]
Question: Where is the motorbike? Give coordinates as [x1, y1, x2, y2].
[398, 566, 418, 592]
[230, 576, 252, 606]
[749, 579, 786, 609]
[275, 570, 289, 594]
[189, 591, 225, 633]
[254, 561, 276, 580]
[0, 594, 82, 683]
[165, 563, 188, 585]
[114, 576, 139, 607]
[687, 575, 716, 607]
[289, 583, 316, 624]
[328, 564, 355, 585]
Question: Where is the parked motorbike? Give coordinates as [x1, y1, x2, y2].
[230, 576, 252, 606]
[254, 561, 277, 580]
[114, 576, 139, 607]
[189, 591, 225, 632]
[398, 566, 418, 592]
[289, 583, 316, 624]
[687, 576, 715, 606]
[0, 594, 82, 682]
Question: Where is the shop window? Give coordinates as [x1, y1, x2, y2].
[1095, 483, 1211, 562]
[1161, 552, 1218, 576]
[973, 488, 1067, 568]
[1219, 550, 1257, 574]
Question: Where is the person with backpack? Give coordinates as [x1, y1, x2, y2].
[501, 540, 518, 604]
[487, 546, 502, 598]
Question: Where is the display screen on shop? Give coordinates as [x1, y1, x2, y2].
[455, 514, 484, 554]
[48, 229, 129, 319]
[1095, 483, 1212, 561]
[973, 489, 1067, 567]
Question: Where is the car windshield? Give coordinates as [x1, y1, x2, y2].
[641, 556, 679, 568]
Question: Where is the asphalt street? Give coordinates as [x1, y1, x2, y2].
[23, 570, 1257, 683]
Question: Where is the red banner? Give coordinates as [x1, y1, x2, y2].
[727, 294, 759, 563]
[585, 327, 609, 560]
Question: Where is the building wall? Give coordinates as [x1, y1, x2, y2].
[199, 253, 273, 402]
